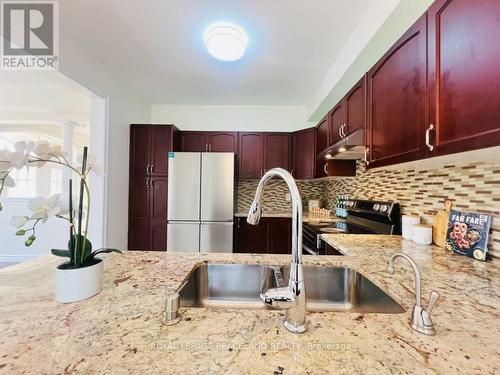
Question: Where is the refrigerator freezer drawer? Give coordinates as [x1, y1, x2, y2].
[200, 222, 233, 253]
[201, 153, 234, 221]
[168, 153, 201, 221]
[167, 222, 200, 252]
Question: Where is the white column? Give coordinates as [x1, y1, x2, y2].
[60, 121, 79, 200]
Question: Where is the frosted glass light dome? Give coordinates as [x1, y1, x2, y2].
[204, 23, 248, 61]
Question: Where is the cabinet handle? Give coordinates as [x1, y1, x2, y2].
[291, 169, 294, 176]
[151, 165, 154, 174]
[425, 124, 434, 151]
[364, 146, 370, 165]
[342, 124, 346, 138]
[324, 163, 328, 175]
[205, 144, 208, 152]
[146, 165, 150, 174]
[150, 178, 153, 188]
[237, 217, 240, 229]
[209, 144, 212, 152]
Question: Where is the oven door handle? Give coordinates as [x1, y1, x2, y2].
[302, 244, 319, 256]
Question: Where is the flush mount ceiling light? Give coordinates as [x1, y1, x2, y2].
[204, 22, 248, 61]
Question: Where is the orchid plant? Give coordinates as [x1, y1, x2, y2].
[0, 141, 121, 268]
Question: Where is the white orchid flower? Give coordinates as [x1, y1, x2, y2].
[10, 216, 29, 229]
[2, 174, 15, 188]
[33, 141, 65, 161]
[9, 141, 34, 170]
[76, 152, 102, 176]
[28, 194, 66, 223]
[0, 149, 13, 172]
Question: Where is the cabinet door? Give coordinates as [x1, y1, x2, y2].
[428, 0, 500, 155]
[292, 128, 315, 179]
[150, 126, 171, 176]
[315, 117, 329, 178]
[235, 217, 267, 253]
[263, 133, 290, 172]
[344, 77, 366, 136]
[128, 177, 150, 250]
[238, 132, 264, 179]
[208, 132, 238, 153]
[149, 177, 168, 251]
[130, 126, 151, 177]
[328, 103, 344, 145]
[267, 218, 292, 254]
[180, 132, 208, 152]
[367, 14, 427, 168]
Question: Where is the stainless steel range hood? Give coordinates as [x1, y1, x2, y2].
[318, 128, 366, 160]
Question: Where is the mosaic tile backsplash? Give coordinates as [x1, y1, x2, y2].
[237, 160, 500, 258]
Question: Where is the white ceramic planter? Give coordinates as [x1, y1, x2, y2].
[55, 258, 103, 303]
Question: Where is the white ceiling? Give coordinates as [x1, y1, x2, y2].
[59, 0, 376, 105]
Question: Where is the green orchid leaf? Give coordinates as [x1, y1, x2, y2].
[87, 248, 122, 261]
[51, 249, 71, 258]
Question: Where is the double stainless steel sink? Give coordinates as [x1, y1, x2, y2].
[178, 263, 404, 314]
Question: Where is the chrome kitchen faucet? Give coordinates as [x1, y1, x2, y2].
[387, 253, 440, 335]
[247, 168, 307, 333]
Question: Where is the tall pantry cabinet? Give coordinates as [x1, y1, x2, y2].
[128, 124, 180, 250]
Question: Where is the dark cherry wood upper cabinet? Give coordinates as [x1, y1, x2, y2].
[367, 14, 427, 168]
[180, 131, 208, 152]
[344, 76, 366, 136]
[328, 103, 344, 145]
[208, 132, 238, 153]
[427, 0, 500, 156]
[130, 126, 151, 177]
[264, 133, 291, 172]
[292, 128, 315, 179]
[130, 124, 178, 177]
[150, 126, 171, 176]
[238, 132, 264, 179]
[267, 218, 292, 254]
[315, 116, 329, 178]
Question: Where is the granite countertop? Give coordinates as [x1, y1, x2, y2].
[234, 210, 339, 223]
[0, 235, 499, 374]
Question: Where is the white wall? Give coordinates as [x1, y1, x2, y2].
[151, 105, 311, 132]
[58, 34, 151, 250]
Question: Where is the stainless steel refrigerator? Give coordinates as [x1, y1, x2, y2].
[167, 152, 234, 253]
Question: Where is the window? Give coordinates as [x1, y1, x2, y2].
[6, 167, 37, 198]
[50, 167, 62, 195]
[0, 132, 62, 198]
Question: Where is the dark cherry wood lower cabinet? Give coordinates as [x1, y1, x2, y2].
[325, 243, 343, 256]
[128, 177, 169, 251]
[235, 217, 268, 253]
[267, 218, 292, 254]
[235, 217, 292, 254]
